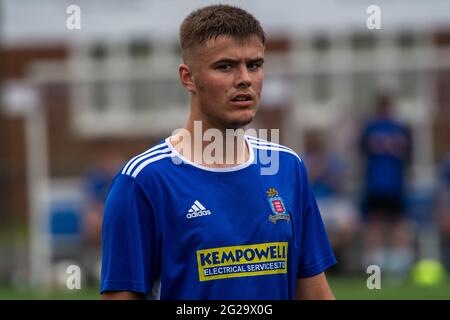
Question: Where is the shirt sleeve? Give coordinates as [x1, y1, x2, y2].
[297, 160, 337, 278]
[100, 173, 161, 296]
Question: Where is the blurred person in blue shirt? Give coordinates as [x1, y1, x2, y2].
[436, 152, 450, 271]
[83, 141, 123, 284]
[304, 131, 359, 274]
[360, 93, 413, 279]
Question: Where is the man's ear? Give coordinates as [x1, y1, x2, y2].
[179, 63, 196, 94]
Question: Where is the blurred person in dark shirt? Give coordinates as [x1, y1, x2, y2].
[360, 94, 413, 279]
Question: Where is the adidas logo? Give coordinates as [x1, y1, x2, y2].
[186, 200, 212, 219]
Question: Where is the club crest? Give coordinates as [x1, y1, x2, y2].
[266, 188, 290, 224]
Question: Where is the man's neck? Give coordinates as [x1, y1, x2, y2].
[169, 120, 249, 168]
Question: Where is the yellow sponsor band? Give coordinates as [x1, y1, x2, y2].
[197, 242, 288, 281]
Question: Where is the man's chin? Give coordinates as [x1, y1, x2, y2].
[225, 109, 257, 129]
[225, 117, 254, 129]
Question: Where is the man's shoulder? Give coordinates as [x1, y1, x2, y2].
[245, 135, 303, 163]
[119, 139, 175, 180]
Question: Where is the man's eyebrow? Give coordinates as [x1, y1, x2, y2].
[212, 57, 265, 65]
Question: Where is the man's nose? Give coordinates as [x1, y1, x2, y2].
[235, 65, 251, 89]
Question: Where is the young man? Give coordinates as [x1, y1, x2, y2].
[100, 4, 336, 300]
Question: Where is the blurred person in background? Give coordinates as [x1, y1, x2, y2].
[436, 152, 450, 272]
[359, 93, 413, 280]
[304, 131, 359, 274]
[83, 140, 123, 285]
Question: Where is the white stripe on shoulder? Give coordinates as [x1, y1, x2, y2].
[250, 144, 302, 162]
[121, 142, 167, 175]
[125, 147, 171, 176]
[246, 135, 294, 152]
[131, 153, 174, 178]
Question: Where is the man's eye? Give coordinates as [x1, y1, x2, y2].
[217, 64, 232, 70]
[248, 63, 262, 70]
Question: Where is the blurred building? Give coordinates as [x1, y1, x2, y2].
[1, 0, 450, 281]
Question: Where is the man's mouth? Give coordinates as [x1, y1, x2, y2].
[231, 94, 253, 102]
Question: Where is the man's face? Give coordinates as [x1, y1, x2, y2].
[187, 35, 264, 129]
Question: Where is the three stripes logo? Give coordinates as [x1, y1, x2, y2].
[186, 200, 212, 219]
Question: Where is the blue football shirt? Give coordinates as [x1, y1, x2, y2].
[100, 135, 336, 299]
[361, 118, 411, 198]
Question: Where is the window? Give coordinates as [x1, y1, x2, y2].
[311, 34, 331, 53]
[70, 40, 188, 136]
[312, 73, 331, 102]
[91, 80, 108, 111]
[352, 72, 376, 109]
[397, 32, 418, 50]
[130, 78, 187, 111]
[351, 33, 377, 51]
[129, 40, 152, 59]
[130, 80, 151, 111]
[90, 43, 108, 61]
[399, 71, 419, 98]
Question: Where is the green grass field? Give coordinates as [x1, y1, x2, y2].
[0, 286, 99, 300]
[329, 277, 450, 300]
[0, 277, 449, 300]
